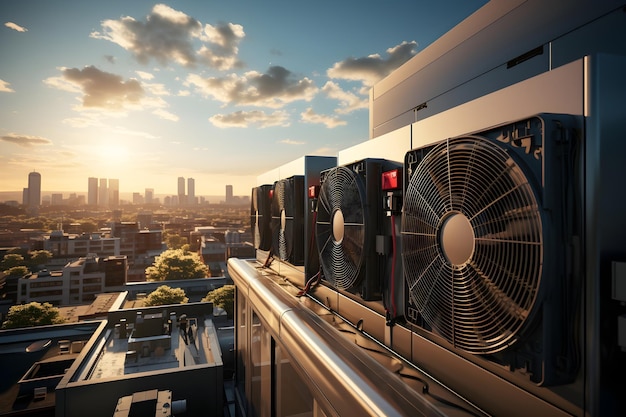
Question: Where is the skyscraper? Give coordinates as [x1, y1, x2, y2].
[226, 184, 233, 204]
[109, 179, 119, 207]
[99, 178, 108, 207]
[88, 177, 98, 206]
[145, 188, 154, 205]
[27, 171, 41, 208]
[187, 178, 195, 205]
[178, 177, 185, 205]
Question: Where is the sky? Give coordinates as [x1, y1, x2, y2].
[1, 0, 487, 199]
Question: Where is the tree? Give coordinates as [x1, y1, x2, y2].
[5, 266, 30, 277]
[2, 302, 66, 329]
[28, 250, 53, 268]
[1, 253, 25, 270]
[165, 234, 188, 250]
[143, 285, 188, 306]
[145, 248, 209, 281]
[203, 285, 235, 318]
[80, 220, 99, 234]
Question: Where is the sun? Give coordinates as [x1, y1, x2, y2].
[95, 144, 131, 163]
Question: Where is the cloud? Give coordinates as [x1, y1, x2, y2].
[209, 109, 290, 128]
[90, 4, 244, 70]
[4, 22, 27, 32]
[0, 79, 15, 93]
[187, 65, 317, 108]
[135, 70, 154, 80]
[1, 133, 52, 147]
[153, 108, 179, 121]
[198, 22, 245, 70]
[321, 81, 368, 114]
[300, 107, 346, 128]
[327, 41, 418, 86]
[45, 65, 144, 110]
[278, 138, 305, 145]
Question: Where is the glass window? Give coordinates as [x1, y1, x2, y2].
[236, 291, 247, 396]
[275, 344, 313, 417]
[250, 310, 272, 417]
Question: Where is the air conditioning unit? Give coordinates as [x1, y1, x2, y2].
[271, 175, 305, 266]
[316, 159, 400, 301]
[401, 114, 581, 385]
[250, 184, 273, 251]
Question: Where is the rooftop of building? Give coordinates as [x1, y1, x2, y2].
[1, 301, 224, 417]
[0, 321, 104, 416]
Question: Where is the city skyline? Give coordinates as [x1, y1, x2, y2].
[0, 0, 487, 197]
[1, 171, 245, 205]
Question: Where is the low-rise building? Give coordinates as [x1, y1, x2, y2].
[44, 230, 120, 259]
[0, 301, 224, 417]
[17, 255, 127, 305]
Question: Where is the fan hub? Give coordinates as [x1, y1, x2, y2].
[280, 209, 286, 231]
[439, 212, 474, 266]
[332, 209, 345, 245]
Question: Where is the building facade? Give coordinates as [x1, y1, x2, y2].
[88, 177, 98, 206]
[25, 171, 41, 210]
[17, 255, 127, 305]
[43, 230, 121, 262]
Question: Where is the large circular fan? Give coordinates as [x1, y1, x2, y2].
[316, 166, 367, 290]
[402, 137, 543, 354]
[272, 179, 295, 261]
[251, 185, 272, 251]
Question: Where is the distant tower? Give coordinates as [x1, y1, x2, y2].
[178, 177, 185, 205]
[145, 188, 154, 205]
[226, 184, 233, 204]
[88, 177, 98, 206]
[187, 178, 195, 205]
[109, 178, 119, 207]
[99, 178, 108, 207]
[27, 171, 41, 208]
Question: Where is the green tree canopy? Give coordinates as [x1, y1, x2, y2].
[80, 220, 99, 234]
[28, 250, 53, 267]
[2, 302, 66, 329]
[165, 234, 188, 250]
[145, 248, 208, 281]
[5, 266, 30, 277]
[202, 285, 235, 318]
[1, 253, 25, 270]
[143, 285, 188, 306]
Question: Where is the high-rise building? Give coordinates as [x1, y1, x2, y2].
[145, 188, 154, 205]
[188, 178, 195, 205]
[27, 171, 41, 208]
[178, 176, 185, 205]
[109, 179, 119, 207]
[88, 177, 98, 206]
[99, 178, 108, 207]
[226, 184, 233, 204]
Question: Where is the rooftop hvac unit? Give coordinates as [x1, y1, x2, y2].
[250, 184, 273, 251]
[271, 175, 305, 265]
[401, 114, 580, 385]
[316, 159, 400, 301]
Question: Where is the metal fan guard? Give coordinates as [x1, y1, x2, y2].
[316, 166, 366, 290]
[402, 137, 543, 354]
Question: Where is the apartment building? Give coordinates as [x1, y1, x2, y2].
[17, 255, 127, 305]
[43, 230, 120, 266]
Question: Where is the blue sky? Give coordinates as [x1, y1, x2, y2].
[0, 0, 487, 199]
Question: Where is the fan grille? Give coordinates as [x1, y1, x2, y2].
[272, 179, 294, 261]
[402, 137, 543, 354]
[251, 185, 271, 250]
[316, 166, 366, 290]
